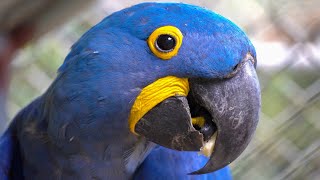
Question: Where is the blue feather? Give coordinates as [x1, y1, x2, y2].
[134, 146, 232, 180]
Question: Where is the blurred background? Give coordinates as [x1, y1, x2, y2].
[1, 0, 320, 179]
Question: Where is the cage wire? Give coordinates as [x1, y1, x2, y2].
[6, 0, 320, 179]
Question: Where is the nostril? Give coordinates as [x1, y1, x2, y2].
[233, 64, 239, 71]
[227, 54, 256, 78]
[225, 62, 241, 78]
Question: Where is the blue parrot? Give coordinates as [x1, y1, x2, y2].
[0, 3, 260, 180]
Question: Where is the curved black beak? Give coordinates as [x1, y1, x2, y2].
[135, 58, 260, 174]
[189, 60, 260, 174]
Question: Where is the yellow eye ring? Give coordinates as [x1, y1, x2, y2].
[147, 26, 183, 60]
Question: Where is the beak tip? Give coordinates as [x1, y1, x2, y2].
[188, 167, 215, 175]
[188, 159, 231, 175]
[187, 60, 261, 175]
[188, 170, 205, 175]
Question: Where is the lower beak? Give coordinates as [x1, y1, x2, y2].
[135, 60, 261, 174]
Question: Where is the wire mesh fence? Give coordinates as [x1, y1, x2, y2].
[6, 0, 320, 179]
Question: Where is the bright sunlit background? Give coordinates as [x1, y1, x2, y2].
[3, 0, 320, 179]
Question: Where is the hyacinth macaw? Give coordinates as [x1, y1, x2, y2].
[0, 3, 260, 180]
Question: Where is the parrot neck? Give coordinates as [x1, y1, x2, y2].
[13, 96, 156, 179]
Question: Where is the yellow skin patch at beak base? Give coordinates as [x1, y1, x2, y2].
[129, 76, 189, 135]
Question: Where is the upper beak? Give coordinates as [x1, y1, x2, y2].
[135, 57, 261, 174]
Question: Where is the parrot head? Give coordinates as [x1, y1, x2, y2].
[46, 3, 260, 175]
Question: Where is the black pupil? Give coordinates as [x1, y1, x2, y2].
[156, 34, 176, 51]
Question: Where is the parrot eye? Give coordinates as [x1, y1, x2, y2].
[147, 26, 183, 60]
[156, 34, 176, 52]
